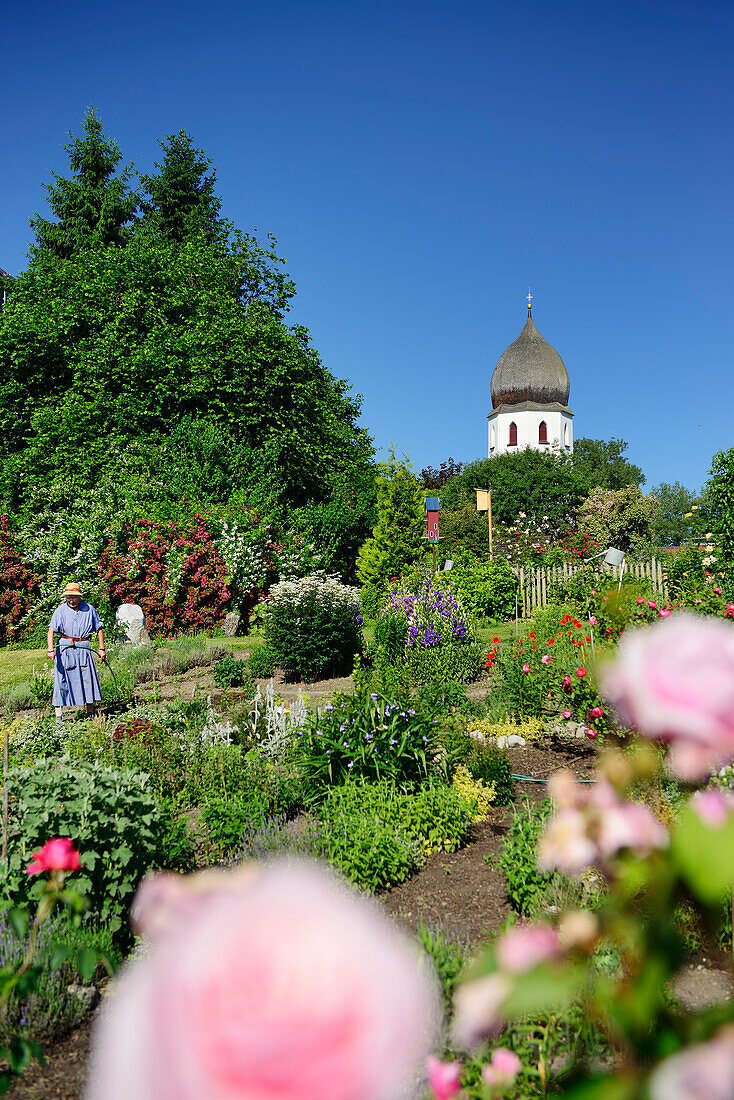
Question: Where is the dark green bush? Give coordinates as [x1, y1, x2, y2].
[248, 644, 276, 678]
[500, 798, 560, 915]
[266, 575, 362, 681]
[320, 812, 421, 891]
[405, 641, 484, 684]
[452, 559, 520, 620]
[212, 653, 251, 689]
[201, 795, 268, 859]
[372, 612, 408, 665]
[2, 759, 163, 937]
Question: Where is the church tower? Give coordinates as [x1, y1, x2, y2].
[488, 294, 573, 456]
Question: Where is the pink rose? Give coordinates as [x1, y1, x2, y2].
[496, 924, 559, 973]
[692, 788, 734, 828]
[585, 727, 597, 739]
[596, 802, 668, 859]
[648, 600, 657, 609]
[26, 838, 81, 876]
[537, 809, 597, 874]
[522, 664, 530, 674]
[636, 597, 646, 605]
[576, 667, 587, 678]
[86, 860, 439, 1100]
[452, 974, 510, 1049]
[714, 588, 723, 595]
[481, 1049, 522, 1089]
[589, 616, 598, 625]
[562, 675, 572, 689]
[650, 1026, 734, 1100]
[541, 654, 550, 665]
[561, 709, 572, 719]
[590, 706, 603, 718]
[601, 613, 734, 779]
[426, 1057, 462, 1100]
[658, 607, 672, 618]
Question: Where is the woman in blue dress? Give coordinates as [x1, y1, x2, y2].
[47, 583, 106, 722]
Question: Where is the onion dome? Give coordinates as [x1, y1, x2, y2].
[490, 299, 570, 409]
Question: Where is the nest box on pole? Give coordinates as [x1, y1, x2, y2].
[425, 497, 440, 541]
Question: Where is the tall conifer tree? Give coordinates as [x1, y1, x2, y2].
[138, 131, 226, 245]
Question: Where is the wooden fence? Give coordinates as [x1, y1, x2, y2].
[516, 558, 668, 617]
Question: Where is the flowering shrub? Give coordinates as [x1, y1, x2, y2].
[450, 559, 519, 621]
[0, 517, 40, 645]
[99, 516, 231, 635]
[265, 573, 362, 681]
[297, 690, 440, 796]
[446, 613, 734, 1098]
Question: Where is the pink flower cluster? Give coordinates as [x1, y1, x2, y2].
[649, 1025, 734, 1100]
[86, 860, 438, 1100]
[537, 770, 668, 875]
[602, 613, 734, 779]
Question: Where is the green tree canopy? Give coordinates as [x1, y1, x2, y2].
[572, 437, 644, 491]
[439, 450, 586, 532]
[138, 131, 226, 245]
[0, 113, 373, 513]
[29, 107, 137, 265]
[706, 448, 734, 563]
[650, 481, 708, 547]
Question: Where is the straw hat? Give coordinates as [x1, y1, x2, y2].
[62, 582, 83, 598]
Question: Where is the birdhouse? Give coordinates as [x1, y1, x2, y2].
[425, 497, 440, 541]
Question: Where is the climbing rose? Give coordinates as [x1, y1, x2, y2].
[541, 654, 550, 665]
[481, 1049, 522, 1089]
[590, 706, 604, 718]
[426, 1057, 462, 1100]
[601, 613, 734, 780]
[576, 668, 587, 678]
[561, 709, 572, 719]
[522, 664, 530, 674]
[26, 838, 80, 876]
[86, 860, 438, 1100]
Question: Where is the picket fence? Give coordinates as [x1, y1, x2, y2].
[515, 558, 668, 617]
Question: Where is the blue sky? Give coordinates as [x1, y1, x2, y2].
[3, 0, 733, 492]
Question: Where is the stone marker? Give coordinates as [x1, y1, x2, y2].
[223, 611, 240, 637]
[116, 603, 151, 645]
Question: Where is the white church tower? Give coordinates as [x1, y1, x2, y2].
[488, 294, 573, 456]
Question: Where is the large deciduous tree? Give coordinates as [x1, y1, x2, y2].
[572, 437, 644, 491]
[707, 448, 734, 563]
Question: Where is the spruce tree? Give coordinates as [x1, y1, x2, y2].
[139, 131, 226, 245]
[29, 107, 136, 264]
[356, 453, 425, 590]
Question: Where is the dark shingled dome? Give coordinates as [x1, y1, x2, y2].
[490, 311, 570, 408]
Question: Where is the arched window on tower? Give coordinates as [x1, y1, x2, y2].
[509, 421, 517, 447]
[539, 420, 548, 444]
[564, 422, 570, 448]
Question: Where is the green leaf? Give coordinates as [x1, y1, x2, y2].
[75, 948, 97, 983]
[671, 803, 734, 903]
[560, 1075, 637, 1100]
[502, 962, 585, 1018]
[48, 942, 73, 969]
[8, 908, 28, 941]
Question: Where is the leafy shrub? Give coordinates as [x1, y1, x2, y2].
[1, 759, 163, 937]
[358, 582, 382, 621]
[265, 574, 362, 680]
[0, 911, 117, 1043]
[372, 612, 409, 665]
[451, 558, 520, 621]
[418, 680, 470, 714]
[248, 644, 276, 678]
[29, 664, 54, 705]
[452, 764, 495, 821]
[320, 810, 421, 891]
[212, 653, 251, 689]
[201, 795, 268, 859]
[500, 798, 561, 915]
[464, 742, 514, 806]
[405, 641, 484, 684]
[467, 716, 545, 743]
[297, 691, 440, 799]
[418, 922, 465, 1019]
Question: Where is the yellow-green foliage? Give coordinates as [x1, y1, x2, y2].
[467, 716, 545, 742]
[452, 764, 495, 822]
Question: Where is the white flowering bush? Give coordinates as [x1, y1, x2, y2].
[266, 573, 362, 681]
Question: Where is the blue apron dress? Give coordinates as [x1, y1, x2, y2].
[50, 601, 103, 707]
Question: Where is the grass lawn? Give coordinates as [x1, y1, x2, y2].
[0, 648, 48, 689]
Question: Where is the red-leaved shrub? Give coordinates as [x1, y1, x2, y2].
[99, 517, 230, 636]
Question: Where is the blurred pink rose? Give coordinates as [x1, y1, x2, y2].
[541, 654, 550, 665]
[692, 788, 734, 827]
[636, 597, 646, 605]
[585, 727, 597, 739]
[589, 616, 598, 625]
[452, 974, 510, 1049]
[561, 709, 572, 719]
[658, 607, 672, 618]
[537, 809, 597, 874]
[601, 613, 734, 779]
[426, 1057, 462, 1100]
[496, 924, 559, 973]
[26, 838, 80, 876]
[596, 801, 668, 859]
[648, 601, 657, 609]
[714, 587, 723, 595]
[481, 1049, 522, 1090]
[590, 706, 603, 718]
[649, 1026, 734, 1100]
[85, 860, 439, 1100]
[522, 664, 530, 674]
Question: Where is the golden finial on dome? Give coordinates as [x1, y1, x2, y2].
[527, 288, 533, 315]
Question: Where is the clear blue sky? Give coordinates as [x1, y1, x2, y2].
[3, 0, 733, 492]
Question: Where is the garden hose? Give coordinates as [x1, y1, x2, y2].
[91, 649, 120, 704]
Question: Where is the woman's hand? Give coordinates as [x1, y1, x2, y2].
[47, 649, 54, 660]
[98, 648, 106, 660]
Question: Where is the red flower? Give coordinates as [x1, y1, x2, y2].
[576, 668, 587, 678]
[26, 838, 81, 876]
[547, 638, 555, 645]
